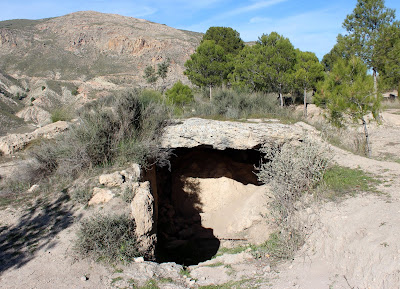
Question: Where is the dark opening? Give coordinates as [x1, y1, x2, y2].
[155, 146, 262, 265]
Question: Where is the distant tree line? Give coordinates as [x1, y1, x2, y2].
[183, 0, 400, 157]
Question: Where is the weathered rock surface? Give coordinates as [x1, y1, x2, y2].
[0, 11, 201, 95]
[109, 262, 185, 288]
[161, 118, 305, 150]
[131, 181, 156, 257]
[98, 171, 125, 187]
[0, 120, 69, 154]
[16, 106, 51, 126]
[88, 187, 115, 205]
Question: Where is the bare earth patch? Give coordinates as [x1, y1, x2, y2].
[1, 111, 400, 288]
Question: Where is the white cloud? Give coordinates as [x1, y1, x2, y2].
[219, 0, 288, 19]
[184, 0, 287, 32]
[249, 16, 272, 24]
[237, 6, 349, 59]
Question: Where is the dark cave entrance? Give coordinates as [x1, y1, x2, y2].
[152, 146, 263, 265]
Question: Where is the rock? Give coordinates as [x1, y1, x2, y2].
[28, 184, 40, 193]
[196, 252, 253, 267]
[88, 187, 115, 205]
[80, 276, 88, 281]
[16, 106, 51, 126]
[0, 121, 70, 155]
[131, 181, 154, 236]
[134, 257, 145, 263]
[189, 266, 230, 286]
[131, 181, 156, 257]
[161, 118, 304, 150]
[99, 171, 125, 187]
[130, 163, 141, 180]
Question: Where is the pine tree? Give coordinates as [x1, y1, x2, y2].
[314, 57, 381, 157]
[343, 0, 396, 97]
[294, 50, 324, 117]
[184, 40, 228, 100]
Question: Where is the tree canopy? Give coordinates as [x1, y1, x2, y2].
[375, 23, 400, 92]
[294, 50, 324, 116]
[230, 32, 296, 106]
[184, 40, 228, 99]
[342, 0, 397, 94]
[314, 56, 380, 156]
[201, 26, 245, 55]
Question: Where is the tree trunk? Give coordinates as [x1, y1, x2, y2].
[397, 81, 400, 99]
[279, 84, 283, 107]
[362, 118, 371, 158]
[303, 87, 307, 118]
[209, 85, 212, 101]
[373, 68, 377, 99]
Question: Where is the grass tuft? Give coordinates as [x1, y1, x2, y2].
[321, 165, 381, 200]
[74, 214, 140, 263]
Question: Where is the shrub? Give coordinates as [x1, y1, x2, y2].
[31, 89, 171, 178]
[75, 214, 140, 262]
[186, 88, 299, 121]
[71, 188, 92, 204]
[257, 137, 330, 259]
[165, 81, 193, 106]
[71, 87, 79, 96]
[50, 107, 73, 122]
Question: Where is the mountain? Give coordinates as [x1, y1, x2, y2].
[0, 11, 202, 107]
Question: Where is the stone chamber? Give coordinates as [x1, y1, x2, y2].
[144, 145, 265, 265]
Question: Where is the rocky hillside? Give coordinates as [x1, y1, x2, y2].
[0, 11, 201, 84]
[0, 11, 202, 133]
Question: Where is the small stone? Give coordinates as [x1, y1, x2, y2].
[28, 184, 40, 193]
[134, 257, 145, 263]
[263, 265, 271, 272]
[81, 276, 88, 281]
[88, 187, 115, 205]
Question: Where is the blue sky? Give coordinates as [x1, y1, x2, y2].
[1, 0, 400, 59]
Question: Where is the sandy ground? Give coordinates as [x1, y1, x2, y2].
[0, 109, 400, 288]
[269, 109, 400, 289]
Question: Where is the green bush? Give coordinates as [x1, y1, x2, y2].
[75, 214, 140, 262]
[31, 89, 171, 178]
[50, 107, 73, 122]
[71, 87, 79, 96]
[186, 88, 298, 121]
[257, 137, 330, 259]
[165, 81, 193, 106]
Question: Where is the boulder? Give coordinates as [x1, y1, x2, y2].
[131, 181, 156, 257]
[88, 187, 115, 205]
[161, 118, 304, 150]
[131, 181, 154, 236]
[0, 121, 69, 155]
[99, 171, 125, 187]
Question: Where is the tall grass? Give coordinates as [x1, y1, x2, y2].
[183, 88, 301, 121]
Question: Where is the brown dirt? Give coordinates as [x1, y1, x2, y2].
[1, 110, 400, 288]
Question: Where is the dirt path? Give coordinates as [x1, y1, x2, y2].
[268, 112, 400, 288]
[0, 111, 400, 288]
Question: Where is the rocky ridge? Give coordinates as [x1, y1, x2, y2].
[0, 11, 201, 90]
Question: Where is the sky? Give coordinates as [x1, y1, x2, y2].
[1, 0, 400, 59]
